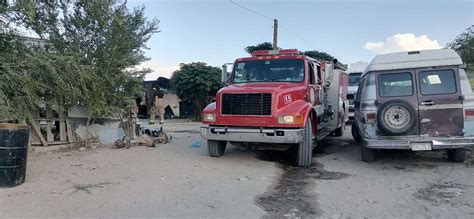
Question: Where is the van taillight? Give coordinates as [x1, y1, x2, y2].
[465, 109, 474, 118]
[365, 113, 376, 123]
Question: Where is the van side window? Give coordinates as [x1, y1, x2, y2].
[419, 69, 456, 95]
[378, 73, 413, 97]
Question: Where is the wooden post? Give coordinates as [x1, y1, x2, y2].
[66, 120, 74, 143]
[46, 105, 54, 142]
[30, 119, 48, 147]
[59, 112, 67, 142]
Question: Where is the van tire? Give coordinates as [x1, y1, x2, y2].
[377, 100, 417, 135]
[447, 149, 467, 163]
[208, 140, 226, 157]
[351, 124, 362, 143]
[361, 145, 376, 162]
[297, 119, 313, 167]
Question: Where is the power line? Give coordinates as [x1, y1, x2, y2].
[229, 0, 274, 21]
[228, 0, 314, 48]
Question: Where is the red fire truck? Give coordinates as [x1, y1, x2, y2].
[200, 49, 348, 167]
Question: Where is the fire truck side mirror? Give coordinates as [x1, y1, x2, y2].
[221, 63, 233, 83]
[222, 65, 228, 83]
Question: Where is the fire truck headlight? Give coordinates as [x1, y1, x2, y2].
[278, 115, 303, 124]
[203, 113, 216, 122]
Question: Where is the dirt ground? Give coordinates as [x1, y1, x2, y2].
[1, 123, 473, 218]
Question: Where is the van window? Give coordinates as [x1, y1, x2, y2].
[419, 69, 456, 95]
[378, 72, 413, 97]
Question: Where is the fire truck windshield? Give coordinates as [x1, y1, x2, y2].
[232, 59, 304, 83]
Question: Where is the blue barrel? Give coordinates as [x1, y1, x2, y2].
[0, 123, 29, 187]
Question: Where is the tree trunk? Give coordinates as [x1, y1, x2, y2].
[193, 100, 204, 122]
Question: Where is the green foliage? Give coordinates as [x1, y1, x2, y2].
[1, 0, 159, 120]
[245, 42, 274, 54]
[303, 50, 334, 61]
[170, 62, 223, 120]
[448, 25, 474, 73]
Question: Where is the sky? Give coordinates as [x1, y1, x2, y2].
[126, 0, 474, 80]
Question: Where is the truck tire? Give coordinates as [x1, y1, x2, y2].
[208, 140, 226, 157]
[334, 124, 344, 137]
[351, 124, 362, 143]
[297, 119, 313, 167]
[377, 100, 416, 135]
[447, 149, 467, 163]
[361, 145, 376, 162]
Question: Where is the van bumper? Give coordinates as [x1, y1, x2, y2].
[200, 125, 304, 144]
[364, 136, 474, 150]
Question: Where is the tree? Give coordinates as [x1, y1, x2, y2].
[303, 50, 334, 61]
[170, 62, 223, 120]
[245, 42, 274, 54]
[447, 26, 474, 72]
[1, 1, 158, 147]
[2, 0, 159, 120]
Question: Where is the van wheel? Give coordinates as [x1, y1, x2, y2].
[447, 149, 467, 163]
[351, 124, 362, 143]
[377, 100, 417, 135]
[297, 119, 313, 167]
[208, 140, 226, 157]
[361, 145, 376, 162]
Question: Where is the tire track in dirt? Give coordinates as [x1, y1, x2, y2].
[254, 150, 350, 218]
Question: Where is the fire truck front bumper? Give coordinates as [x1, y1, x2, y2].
[200, 126, 304, 144]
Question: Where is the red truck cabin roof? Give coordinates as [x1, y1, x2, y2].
[238, 49, 318, 63]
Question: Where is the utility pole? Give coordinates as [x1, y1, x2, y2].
[273, 19, 278, 50]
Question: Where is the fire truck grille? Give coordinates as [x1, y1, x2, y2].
[221, 93, 272, 115]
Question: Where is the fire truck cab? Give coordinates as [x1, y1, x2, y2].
[200, 49, 348, 167]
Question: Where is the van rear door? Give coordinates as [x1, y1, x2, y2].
[417, 67, 464, 137]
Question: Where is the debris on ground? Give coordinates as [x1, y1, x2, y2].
[136, 134, 155, 147]
[113, 126, 172, 149]
[73, 182, 118, 195]
[191, 140, 203, 148]
[238, 176, 251, 181]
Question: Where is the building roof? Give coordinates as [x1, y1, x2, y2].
[364, 49, 463, 74]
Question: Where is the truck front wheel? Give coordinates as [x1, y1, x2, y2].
[447, 149, 467, 163]
[297, 119, 314, 167]
[208, 140, 226, 157]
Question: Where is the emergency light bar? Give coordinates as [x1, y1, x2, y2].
[251, 49, 300, 57]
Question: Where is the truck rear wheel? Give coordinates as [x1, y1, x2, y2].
[297, 119, 313, 167]
[351, 124, 362, 143]
[334, 124, 344, 137]
[208, 140, 226, 157]
[447, 149, 467, 163]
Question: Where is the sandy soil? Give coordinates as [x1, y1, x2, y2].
[1, 123, 473, 218]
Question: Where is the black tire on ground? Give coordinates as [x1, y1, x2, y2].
[361, 145, 376, 162]
[447, 149, 467, 163]
[297, 119, 314, 167]
[377, 100, 417, 135]
[208, 140, 226, 157]
[351, 124, 362, 143]
[334, 124, 344, 137]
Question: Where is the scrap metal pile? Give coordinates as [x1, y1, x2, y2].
[114, 127, 171, 149]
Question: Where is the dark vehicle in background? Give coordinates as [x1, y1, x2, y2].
[347, 72, 362, 120]
[347, 62, 367, 120]
[352, 49, 474, 163]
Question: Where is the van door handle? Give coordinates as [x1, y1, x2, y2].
[420, 101, 435, 106]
